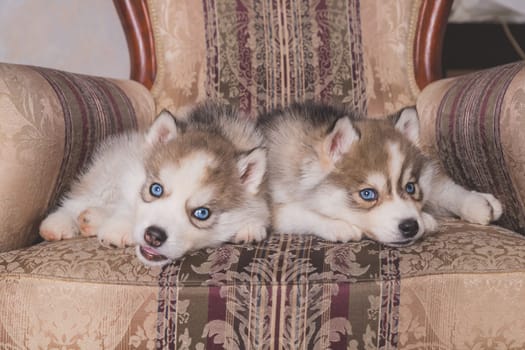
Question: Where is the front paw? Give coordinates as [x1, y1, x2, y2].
[97, 220, 135, 248]
[78, 207, 107, 237]
[40, 211, 79, 241]
[460, 191, 503, 225]
[232, 223, 268, 244]
[318, 221, 363, 243]
[422, 212, 439, 234]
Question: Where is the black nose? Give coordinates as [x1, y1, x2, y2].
[399, 219, 419, 238]
[144, 226, 167, 247]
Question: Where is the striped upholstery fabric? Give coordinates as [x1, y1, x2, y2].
[0, 63, 154, 252]
[157, 235, 394, 349]
[154, 222, 525, 348]
[200, 0, 367, 115]
[34, 67, 140, 209]
[417, 62, 525, 235]
[147, 0, 421, 117]
[2, 221, 525, 348]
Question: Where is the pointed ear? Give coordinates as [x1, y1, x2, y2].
[394, 107, 420, 145]
[323, 117, 359, 163]
[146, 110, 178, 145]
[237, 148, 267, 195]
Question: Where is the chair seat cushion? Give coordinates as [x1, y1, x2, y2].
[1, 221, 525, 348]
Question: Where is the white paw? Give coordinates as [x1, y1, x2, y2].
[97, 219, 135, 248]
[422, 212, 439, 233]
[317, 221, 363, 242]
[232, 223, 268, 243]
[78, 207, 107, 237]
[460, 191, 503, 225]
[40, 210, 79, 241]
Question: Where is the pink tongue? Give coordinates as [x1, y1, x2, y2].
[140, 246, 168, 262]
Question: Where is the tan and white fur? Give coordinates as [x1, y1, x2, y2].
[258, 102, 502, 246]
[40, 102, 270, 266]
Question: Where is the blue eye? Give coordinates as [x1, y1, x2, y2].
[149, 183, 164, 198]
[405, 182, 416, 195]
[359, 188, 378, 201]
[192, 207, 211, 221]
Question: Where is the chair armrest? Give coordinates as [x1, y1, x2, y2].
[416, 62, 525, 234]
[0, 62, 155, 252]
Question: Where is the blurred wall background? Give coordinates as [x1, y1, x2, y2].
[0, 0, 129, 79]
[1, 0, 524, 81]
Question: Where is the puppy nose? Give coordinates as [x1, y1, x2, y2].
[399, 219, 419, 238]
[144, 226, 167, 247]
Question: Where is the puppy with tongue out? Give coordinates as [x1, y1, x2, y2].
[134, 103, 270, 266]
[39, 102, 270, 267]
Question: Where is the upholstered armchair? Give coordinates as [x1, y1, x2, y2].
[2, 0, 525, 348]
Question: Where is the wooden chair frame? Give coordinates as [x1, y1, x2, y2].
[114, 0, 452, 90]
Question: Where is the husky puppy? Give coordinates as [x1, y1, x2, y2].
[258, 102, 502, 246]
[40, 103, 270, 266]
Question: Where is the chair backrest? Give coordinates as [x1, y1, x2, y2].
[115, 0, 451, 117]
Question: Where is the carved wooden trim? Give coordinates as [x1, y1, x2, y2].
[414, 0, 453, 89]
[114, 0, 452, 91]
[113, 0, 156, 89]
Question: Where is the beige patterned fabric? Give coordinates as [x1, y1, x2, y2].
[0, 239, 160, 349]
[360, 0, 421, 117]
[398, 222, 525, 348]
[0, 63, 155, 253]
[400, 273, 525, 348]
[415, 76, 453, 156]
[0, 64, 64, 252]
[147, 0, 207, 114]
[147, 0, 420, 117]
[2, 222, 525, 348]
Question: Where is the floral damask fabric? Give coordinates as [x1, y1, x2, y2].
[2, 221, 525, 348]
[417, 62, 525, 235]
[157, 236, 386, 349]
[0, 238, 160, 349]
[360, 0, 421, 117]
[398, 223, 525, 349]
[147, 0, 419, 117]
[0, 63, 155, 252]
[153, 221, 525, 349]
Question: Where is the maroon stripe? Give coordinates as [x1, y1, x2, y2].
[347, 0, 366, 113]
[272, 286, 282, 349]
[33, 69, 91, 206]
[33, 66, 138, 214]
[329, 283, 350, 349]
[90, 78, 128, 131]
[236, 0, 252, 114]
[437, 76, 477, 184]
[316, 0, 331, 102]
[59, 73, 92, 174]
[207, 286, 227, 349]
[42, 71, 86, 158]
[436, 63, 525, 232]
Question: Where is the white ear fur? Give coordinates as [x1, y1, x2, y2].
[237, 148, 267, 195]
[324, 117, 359, 163]
[395, 107, 420, 145]
[146, 110, 178, 145]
